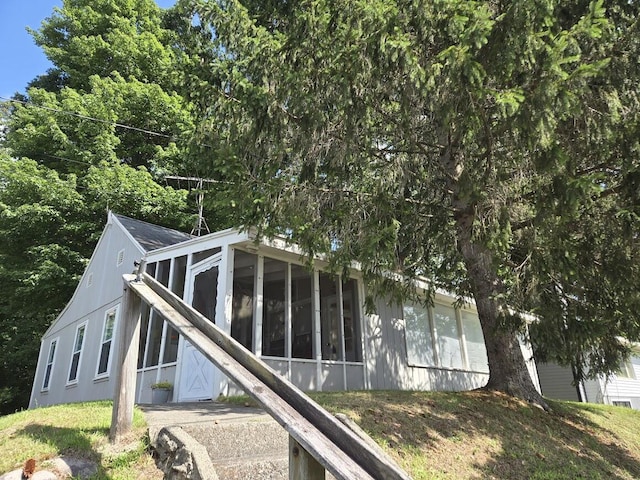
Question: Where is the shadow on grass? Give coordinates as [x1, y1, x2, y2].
[314, 390, 640, 480]
[16, 424, 110, 479]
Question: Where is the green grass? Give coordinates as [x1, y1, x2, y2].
[0, 401, 161, 479]
[221, 390, 640, 479]
[6, 392, 640, 479]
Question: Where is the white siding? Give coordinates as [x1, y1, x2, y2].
[601, 356, 640, 409]
[365, 299, 490, 392]
[30, 217, 143, 408]
[536, 362, 580, 401]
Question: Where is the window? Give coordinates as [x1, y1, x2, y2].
[68, 323, 87, 384]
[433, 304, 464, 369]
[342, 278, 362, 362]
[42, 338, 58, 391]
[96, 307, 118, 377]
[613, 400, 632, 408]
[460, 310, 489, 373]
[617, 360, 636, 379]
[404, 303, 435, 367]
[404, 301, 487, 372]
[291, 265, 313, 359]
[229, 251, 364, 363]
[319, 274, 363, 362]
[262, 258, 286, 356]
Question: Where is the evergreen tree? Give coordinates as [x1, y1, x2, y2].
[183, 0, 640, 406]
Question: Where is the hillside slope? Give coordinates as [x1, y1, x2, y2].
[313, 390, 640, 480]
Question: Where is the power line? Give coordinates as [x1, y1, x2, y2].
[0, 95, 176, 140]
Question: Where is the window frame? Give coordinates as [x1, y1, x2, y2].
[616, 360, 636, 380]
[42, 337, 59, 391]
[95, 306, 119, 379]
[404, 299, 489, 373]
[67, 321, 88, 385]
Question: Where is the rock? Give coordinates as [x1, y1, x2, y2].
[1, 456, 98, 480]
[0, 468, 22, 480]
[30, 472, 57, 480]
[44, 456, 98, 479]
[0, 469, 56, 480]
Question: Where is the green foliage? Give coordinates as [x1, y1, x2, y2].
[183, 0, 640, 398]
[0, 154, 192, 415]
[0, 0, 206, 412]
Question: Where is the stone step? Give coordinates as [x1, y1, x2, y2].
[181, 418, 337, 480]
[214, 457, 289, 480]
[181, 419, 288, 462]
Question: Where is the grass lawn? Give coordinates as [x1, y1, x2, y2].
[0, 401, 161, 479]
[225, 390, 640, 479]
[4, 392, 640, 479]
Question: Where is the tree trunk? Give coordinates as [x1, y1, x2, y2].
[453, 207, 547, 408]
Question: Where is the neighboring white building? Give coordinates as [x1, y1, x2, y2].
[30, 212, 541, 407]
[537, 355, 640, 409]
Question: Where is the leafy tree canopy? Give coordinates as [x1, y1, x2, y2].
[183, 0, 640, 405]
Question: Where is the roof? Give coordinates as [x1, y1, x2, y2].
[114, 214, 194, 252]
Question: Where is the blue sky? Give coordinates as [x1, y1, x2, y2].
[0, 0, 175, 98]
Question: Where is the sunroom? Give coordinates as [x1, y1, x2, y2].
[135, 232, 366, 403]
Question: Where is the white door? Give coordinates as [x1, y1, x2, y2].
[178, 256, 221, 401]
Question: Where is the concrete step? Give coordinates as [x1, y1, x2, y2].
[182, 419, 288, 462]
[182, 419, 289, 480]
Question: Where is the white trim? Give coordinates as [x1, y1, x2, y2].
[254, 255, 264, 355]
[94, 305, 119, 379]
[313, 270, 322, 390]
[41, 337, 59, 391]
[285, 262, 292, 379]
[67, 321, 88, 385]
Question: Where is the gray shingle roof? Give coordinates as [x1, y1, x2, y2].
[114, 214, 193, 252]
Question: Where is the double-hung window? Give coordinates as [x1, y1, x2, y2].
[96, 307, 118, 378]
[42, 338, 58, 391]
[68, 322, 87, 384]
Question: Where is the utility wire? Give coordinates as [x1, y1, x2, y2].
[0, 95, 176, 140]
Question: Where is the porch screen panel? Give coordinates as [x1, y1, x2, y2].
[291, 264, 313, 359]
[403, 302, 435, 367]
[433, 304, 464, 369]
[137, 304, 151, 369]
[232, 251, 256, 351]
[157, 259, 171, 286]
[163, 255, 187, 363]
[262, 258, 287, 357]
[320, 273, 341, 360]
[460, 310, 489, 372]
[144, 313, 163, 367]
[342, 278, 362, 362]
[192, 265, 219, 321]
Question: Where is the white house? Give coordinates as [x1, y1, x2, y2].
[537, 354, 640, 409]
[30, 212, 541, 407]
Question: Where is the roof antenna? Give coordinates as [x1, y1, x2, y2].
[165, 176, 217, 236]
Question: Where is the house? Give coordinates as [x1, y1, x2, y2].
[30, 212, 541, 407]
[536, 354, 640, 409]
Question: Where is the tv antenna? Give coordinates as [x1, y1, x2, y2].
[165, 175, 218, 236]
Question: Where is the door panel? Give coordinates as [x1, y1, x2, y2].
[178, 258, 220, 401]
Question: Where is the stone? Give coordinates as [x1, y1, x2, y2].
[44, 456, 98, 479]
